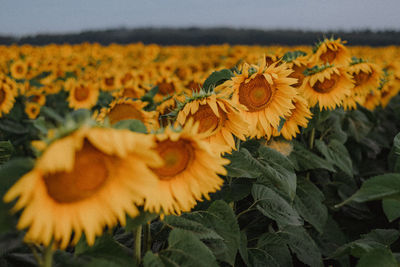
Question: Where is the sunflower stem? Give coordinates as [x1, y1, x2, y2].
[144, 222, 151, 253]
[306, 127, 316, 181]
[40, 239, 54, 267]
[134, 225, 142, 265]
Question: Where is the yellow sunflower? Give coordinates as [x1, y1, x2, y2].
[272, 95, 312, 140]
[25, 102, 41, 119]
[230, 57, 297, 138]
[176, 93, 249, 153]
[68, 81, 99, 110]
[10, 60, 28, 80]
[301, 65, 353, 110]
[26, 89, 46, 107]
[348, 60, 382, 96]
[154, 74, 182, 102]
[144, 121, 229, 215]
[381, 79, 400, 108]
[4, 127, 162, 248]
[97, 98, 159, 130]
[0, 81, 15, 117]
[310, 38, 351, 66]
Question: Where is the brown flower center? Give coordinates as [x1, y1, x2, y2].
[16, 65, 24, 74]
[289, 64, 307, 88]
[239, 74, 274, 112]
[43, 142, 110, 203]
[0, 88, 5, 105]
[312, 74, 340, 94]
[152, 139, 194, 180]
[74, 85, 90, 101]
[353, 71, 371, 87]
[158, 81, 175, 95]
[320, 49, 337, 64]
[123, 87, 140, 98]
[105, 77, 115, 87]
[108, 103, 144, 125]
[121, 73, 133, 85]
[189, 104, 225, 134]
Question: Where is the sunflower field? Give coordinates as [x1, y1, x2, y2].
[1, 38, 400, 267]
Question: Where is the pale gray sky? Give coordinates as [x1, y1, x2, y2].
[0, 0, 399, 36]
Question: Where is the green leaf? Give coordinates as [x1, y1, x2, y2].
[143, 251, 165, 267]
[252, 185, 303, 226]
[350, 174, 400, 202]
[0, 119, 28, 135]
[184, 200, 240, 265]
[256, 232, 292, 267]
[294, 178, 328, 233]
[75, 233, 134, 266]
[278, 225, 323, 267]
[142, 86, 159, 102]
[113, 119, 147, 133]
[315, 139, 353, 177]
[216, 178, 252, 202]
[247, 248, 280, 267]
[125, 211, 158, 232]
[258, 145, 294, 171]
[388, 132, 400, 172]
[0, 141, 13, 165]
[156, 229, 218, 267]
[331, 229, 399, 259]
[238, 231, 250, 266]
[164, 215, 223, 240]
[202, 69, 233, 92]
[289, 141, 335, 172]
[224, 148, 262, 178]
[356, 248, 397, 267]
[382, 197, 400, 222]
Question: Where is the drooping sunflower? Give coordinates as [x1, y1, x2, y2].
[68, 81, 99, 110]
[0, 81, 15, 117]
[282, 52, 311, 89]
[10, 60, 28, 80]
[363, 88, 381, 110]
[310, 38, 351, 66]
[4, 127, 162, 248]
[230, 57, 297, 138]
[380, 78, 400, 108]
[272, 95, 312, 140]
[348, 60, 382, 96]
[97, 98, 159, 130]
[176, 93, 249, 153]
[144, 121, 229, 215]
[301, 65, 353, 110]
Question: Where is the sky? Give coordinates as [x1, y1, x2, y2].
[0, 0, 399, 36]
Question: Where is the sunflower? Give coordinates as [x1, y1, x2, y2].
[154, 74, 182, 102]
[0, 81, 15, 117]
[230, 58, 297, 138]
[283, 53, 311, 89]
[100, 73, 121, 91]
[144, 121, 229, 215]
[176, 93, 249, 153]
[4, 127, 162, 248]
[272, 95, 312, 140]
[68, 81, 99, 110]
[348, 60, 382, 96]
[311, 38, 350, 66]
[25, 102, 41, 119]
[380, 79, 400, 108]
[10, 60, 28, 80]
[97, 98, 159, 130]
[113, 80, 146, 100]
[301, 65, 353, 110]
[26, 89, 46, 106]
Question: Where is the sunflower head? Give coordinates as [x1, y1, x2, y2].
[68, 81, 100, 110]
[311, 38, 350, 66]
[10, 60, 28, 80]
[144, 120, 229, 215]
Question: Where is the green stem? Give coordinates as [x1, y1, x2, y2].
[144, 222, 151, 253]
[40, 240, 54, 267]
[309, 127, 316, 150]
[134, 225, 142, 265]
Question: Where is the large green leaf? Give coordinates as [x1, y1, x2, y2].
[289, 141, 335, 172]
[256, 232, 292, 267]
[224, 148, 262, 178]
[258, 145, 294, 171]
[143, 229, 218, 267]
[247, 248, 280, 267]
[382, 197, 400, 222]
[356, 248, 397, 267]
[349, 174, 400, 202]
[278, 225, 323, 267]
[184, 200, 240, 265]
[252, 185, 303, 226]
[315, 139, 353, 177]
[294, 178, 328, 233]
